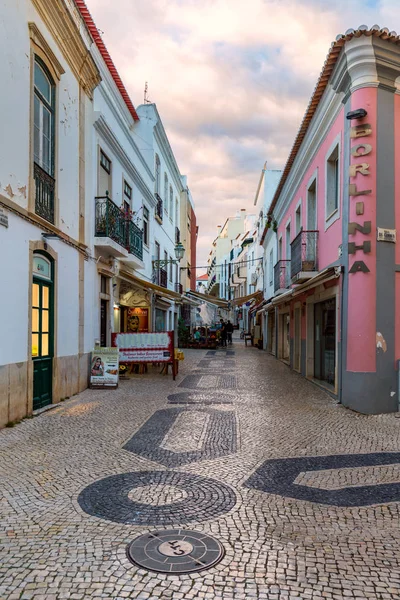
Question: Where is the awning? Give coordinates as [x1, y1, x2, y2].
[119, 270, 182, 301]
[271, 289, 293, 306]
[250, 298, 268, 314]
[186, 290, 229, 308]
[232, 291, 263, 306]
[291, 266, 340, 297]
[182, 295, 202, 306]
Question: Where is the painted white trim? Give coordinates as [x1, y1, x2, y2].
[275, 84, 344, 222]
[324, 132, 341, 231]
[295, 198, 302, 235]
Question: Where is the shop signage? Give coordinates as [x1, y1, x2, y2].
[90, 347, 119, 388]
[0, 207, 8, 228]
[348, 123, 373, 274]
[112, 332, 174, 364]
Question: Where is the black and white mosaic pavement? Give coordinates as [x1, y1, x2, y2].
[122, 407, 237, 466]
[178, 374, 237, 389]
[245, 452, 400, 507]
[78, 470, 237, 525]
[3, 338, 400, 599]
[126, 529, 225, 574]
[167, 392, 234, 405]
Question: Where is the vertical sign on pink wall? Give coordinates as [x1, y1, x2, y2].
[347, 88, 377, 373]
[395, 95, 400, 363]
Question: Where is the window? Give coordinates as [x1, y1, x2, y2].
[155, 154, 161, 194]
[269, 249, 273, 285]
[175, 198, 179, 226]
[278, 236, 283, 261]
[169, 256, 173, 282]
[285, 223, 291, 260]
[33, 57, 55, 223]
[164, 174, 168, 212]
[99, 149, 111, 196]
[326, 145, 339, 219]
[295, 203, 302, 235]
[307, 178, 317, 230]
[169, 186, 173, 218]
[100, 275, 108, 294]
[143, 205, 149, 246]
[124, 180, 132, 201]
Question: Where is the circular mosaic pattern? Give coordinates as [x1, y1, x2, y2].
[126, 529, 225, 573]
[78, 471, 237, 525]
[128, 484, 188, 506]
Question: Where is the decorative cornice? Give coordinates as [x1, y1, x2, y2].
[28, 23, 65, 79]
[94, 115, 155, 207]
[31, 0, 101, 98]
[0, 194, 88, 256]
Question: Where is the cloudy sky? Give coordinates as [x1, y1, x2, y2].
[86, 0, 399, 267]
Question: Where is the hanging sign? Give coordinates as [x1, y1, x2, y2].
[90, 347, 119, 388]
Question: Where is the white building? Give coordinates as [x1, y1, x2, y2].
[0, 0, 101, 425]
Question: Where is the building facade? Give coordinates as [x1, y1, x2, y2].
[260, 27, 400, 414]
[0, 0, 101, 426]
[0, 0, 197, 428]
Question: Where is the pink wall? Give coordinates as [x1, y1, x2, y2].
[395, 94, 400, 363]
[277, 106, 345, 269]
[346, 88, 377, 372]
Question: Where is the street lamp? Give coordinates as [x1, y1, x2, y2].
[152, 241, 185, 269]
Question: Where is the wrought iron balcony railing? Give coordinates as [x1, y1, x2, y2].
[290, 230, 318, 279]
[128, 219, 143, 260]
[155, 193, 163, 221]
[175, 226, 180, 244]
[274, 260, 291, 292]
[175, 283, 183, 294]
[34, 162, 55, 224]
[95, 195, 143, 259]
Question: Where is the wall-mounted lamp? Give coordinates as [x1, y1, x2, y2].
[346, 108, 367, 120]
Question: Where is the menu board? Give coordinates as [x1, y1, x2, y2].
[112, 332, 174, 363]
[90, 347, 119, 388]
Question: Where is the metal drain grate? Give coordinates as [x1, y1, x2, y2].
[126, 529, 225, 574]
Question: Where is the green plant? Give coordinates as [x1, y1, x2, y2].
[178, 318, 190, 346]
[272, 219, 278, 233]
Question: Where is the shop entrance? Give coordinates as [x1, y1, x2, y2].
[32, 253, 53, 410]
[294, 307, 301, 372]
[279, 312, 290, 363]
[314, 298, 336, 388]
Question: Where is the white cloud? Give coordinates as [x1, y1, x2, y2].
[86, 0, 400, 264]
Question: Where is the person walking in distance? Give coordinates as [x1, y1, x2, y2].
[220, 319, 227, 347]
[226, 320, 233, 345]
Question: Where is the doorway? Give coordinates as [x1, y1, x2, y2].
[100, 299, 108, 346]
[314, 298, 336, 387]
[32, 253, 53, 410]
[279, 312, 290, 363]
[294, 307, 301, 372]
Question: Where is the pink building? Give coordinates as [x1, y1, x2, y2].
[260, 26, 400, 414]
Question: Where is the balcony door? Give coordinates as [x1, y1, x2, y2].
[32, 253, 54, 410]
[307, 179, 317, 230]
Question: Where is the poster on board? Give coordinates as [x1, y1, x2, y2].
[127, 307, 149, 333]
[112, 332, 174, 364]
[90, 347, 119, 388]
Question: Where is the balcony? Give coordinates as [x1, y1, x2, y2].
[34, 162, 55, 224]
[94, 195, 144, 267]
[175, 227, 180, 244]
[274, 260, 291, 294]
[291, 230, 318, 282]
[155, 193, 163, 223]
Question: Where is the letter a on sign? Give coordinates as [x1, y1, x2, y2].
[349, 261, 370, 273]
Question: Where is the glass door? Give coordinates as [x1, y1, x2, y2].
[32, 274, 53, 410]
[314, 298, 336, 388]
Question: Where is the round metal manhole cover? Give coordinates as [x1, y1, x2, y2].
[126, 529, 225, 574]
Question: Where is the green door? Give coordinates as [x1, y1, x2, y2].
[32, 255, 53, 410]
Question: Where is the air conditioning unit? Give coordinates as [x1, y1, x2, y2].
[250, 272, 258, 285]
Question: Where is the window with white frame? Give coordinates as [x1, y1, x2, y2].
[169, 187, 173, 218]
[269, 249, 273, 285]
[99, 149, 111, 196]
[164, 173, 168, 212]
[169, 256, 173, 282]
[34, 58, 55, 176]
[326, 145, 339, 219]
[285, 222, 291, 260]
[143, 205, 149, 246]
[295, 203, 302, 235]
[155, 154, 161, 194]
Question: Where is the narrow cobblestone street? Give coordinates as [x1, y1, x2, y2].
[2, 337, 400, 599]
